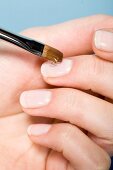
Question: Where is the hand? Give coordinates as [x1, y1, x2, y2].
[0, 29, 52, 169]
[20, 15, 113, 170]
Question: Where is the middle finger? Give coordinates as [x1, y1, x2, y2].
[20, 88, 113, 139]
[41, 55, 113, 100]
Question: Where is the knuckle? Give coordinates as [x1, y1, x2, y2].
[66, 89, 86, 125]
[79, 55, 105, 81]
[59, 124, 111, 170]
[83, 56, 105, 91]
[65, 89, 81, 111]
[60, 124, 75, 145]
[53, 123, 75, 153]
[89, 56, 113, 93]
[62, 124, 73, 138]
[61, 89, 76, 113]
[88, 56, 105, 78]
[65, 90, 78, 110]
[63, 89, 84, 123]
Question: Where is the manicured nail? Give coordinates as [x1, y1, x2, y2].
[20, 90, 52, 108]
[41, 59, 73, 77]
[94, 29, 113, 52]
[27, 124, 51, 136]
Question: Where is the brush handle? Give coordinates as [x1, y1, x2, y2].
[0, 28, 44, 56]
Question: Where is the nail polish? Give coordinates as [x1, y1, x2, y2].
[41, 59, 73, 77]
[20, 90, 52, 108]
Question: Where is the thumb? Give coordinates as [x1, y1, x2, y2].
[93, 28, 113, 62]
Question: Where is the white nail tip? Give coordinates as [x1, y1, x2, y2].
[95, 30, 113, 52]
[41, 59, 73, 77]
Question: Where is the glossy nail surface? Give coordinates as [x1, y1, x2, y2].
[41, 59, 73, 77]
[20, 90, 52, 108]
[27, 124, 51, 136]
[94, 30, 113, 52]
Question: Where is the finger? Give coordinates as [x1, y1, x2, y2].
[21, 15, 113, 57]
[41, 55, 113, 99]
[93, 28, 113, 62]
[27, 123, 110, 170]
[20, 88, 113, 139]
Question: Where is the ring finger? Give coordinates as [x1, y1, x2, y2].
[20, 88, 113, 142]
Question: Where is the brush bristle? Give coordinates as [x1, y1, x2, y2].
[42, 45, 63, 63]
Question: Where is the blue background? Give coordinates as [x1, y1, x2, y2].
[0, 0, 113, 169]
[0, 0, 113, 32]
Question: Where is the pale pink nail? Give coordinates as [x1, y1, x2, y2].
[27, 124, 51, 136]
[94, 30, 113, 52]
[41, 59, 73, 77]
[20, 90, 52, 108]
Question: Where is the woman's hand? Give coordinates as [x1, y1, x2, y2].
[0, 28, 51, 169]
[20, 15, 113, 169]
[0, 14, 112, 170]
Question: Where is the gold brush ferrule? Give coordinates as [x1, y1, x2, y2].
[0, 28, 63, 63]
[42, 45, 63, 63]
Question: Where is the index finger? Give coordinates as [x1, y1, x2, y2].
[21, 15, 113, 57]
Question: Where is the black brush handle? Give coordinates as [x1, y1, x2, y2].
[0, 28, 44, 56]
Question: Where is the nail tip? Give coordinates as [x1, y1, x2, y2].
[41, 64, 48, 77]
[19, 92, 27, 108]
[27, 125, 32, 135]
[41, 59, 73, 77]
[94, 29, 113, 52]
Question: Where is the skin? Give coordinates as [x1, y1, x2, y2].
[0, 14, 113, 169]
[0, 35, 50, 169]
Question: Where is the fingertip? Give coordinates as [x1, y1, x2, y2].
[94, 29, 113, 52]
[93, 28, 113, 62]
[27, 124, 52, 136]
[41, 59, 73, 78]
[19, 91, 28, 108]
[27, 125, 33, 136]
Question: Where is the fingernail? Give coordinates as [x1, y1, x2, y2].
[27, 124, 51, 136]
[94, 29, 113, 52]
[20, 90, 52, 108]
[41, 59, 73, 77]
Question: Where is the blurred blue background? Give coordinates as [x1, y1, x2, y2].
[0, 0, 113, 33]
